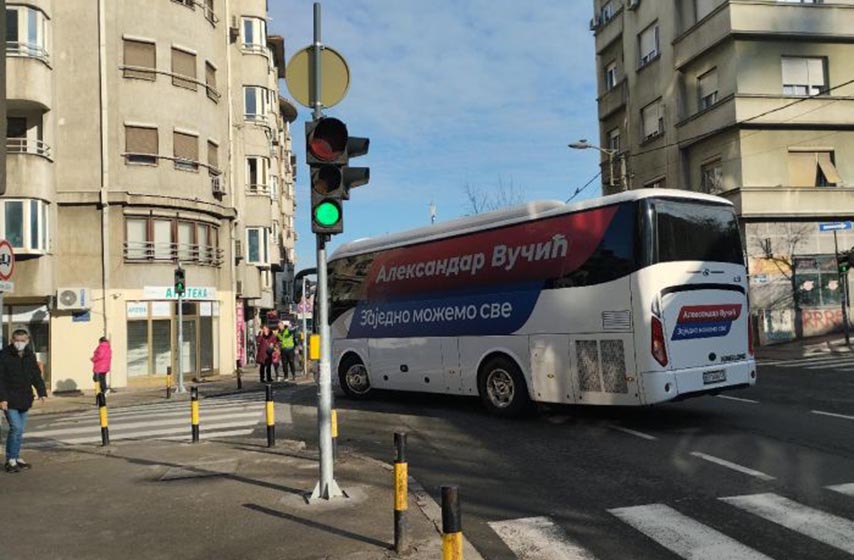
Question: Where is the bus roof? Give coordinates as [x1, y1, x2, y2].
[330, 189, 732, 261]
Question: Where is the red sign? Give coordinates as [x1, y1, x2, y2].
[0, 240, 15, 281]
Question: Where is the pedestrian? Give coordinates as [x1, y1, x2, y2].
[0, 329, 48, 473]
[277, 321, 298, 381]
[90, 336, 112, 395]
[255, 325, 276, 384]
[271, 335, 282, 382]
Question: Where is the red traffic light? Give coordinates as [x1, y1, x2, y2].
[308, 118, 348, 162]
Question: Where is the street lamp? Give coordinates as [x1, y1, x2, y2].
[568, 139, 627, 191]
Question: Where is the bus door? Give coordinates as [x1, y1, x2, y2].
[659, 285, 749, 375]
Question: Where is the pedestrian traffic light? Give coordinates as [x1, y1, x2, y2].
[174, 266, 186, 297]
[306, 117, 370, 235]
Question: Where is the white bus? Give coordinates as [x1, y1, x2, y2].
[328, 190, 756, 416]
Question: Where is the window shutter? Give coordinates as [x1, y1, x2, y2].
[807, 58, 826, 88]
[173, 131, 198, 163]
[172, 48, 197, 90]
[816, 152, 841, 185]
[207, 141, 219, 170]
[126, 126, 158, 155]
[788, 151, 818, 187]
[123, 40, 156, 80]
[698, 70, 718, 99]
[782, 57, 808, 86]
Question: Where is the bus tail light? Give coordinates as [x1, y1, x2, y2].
[651, 315, 668, 367]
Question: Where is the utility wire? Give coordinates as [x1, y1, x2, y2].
[567, 171, 602, 203]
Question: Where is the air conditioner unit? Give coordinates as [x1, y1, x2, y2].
[236, 280, 244, 295]
[57, 288, 90, 311]
[229, 15, 240, 41]
[628, 0, 640, 10]
[234, 239, 244, 262]
[211, 174, 224, 195]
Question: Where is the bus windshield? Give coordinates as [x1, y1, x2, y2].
[647, 199, 744, 266]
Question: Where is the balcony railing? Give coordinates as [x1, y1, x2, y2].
[6, 138, 52, 159]
[246, 183, 272, 196]
[6, 41, 50, 64]
[123, 241, 223, 267]
[171, 0, 218, 25]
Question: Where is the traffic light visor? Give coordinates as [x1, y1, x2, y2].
[308, 118, 348, 162]
[314, 200, 341, 227]
[313, 165, 342, 195]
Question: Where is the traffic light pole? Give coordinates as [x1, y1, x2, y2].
[309, 1, 344, 502]
[834, 231, 850, 345]
[177, 293, 186, 393]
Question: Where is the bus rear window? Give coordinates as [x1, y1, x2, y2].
[651, 200, 744, 265]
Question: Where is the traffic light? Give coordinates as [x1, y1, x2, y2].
[174, 266, 186, 297]
[840, 251, 854, 274]
[306, 117, 369, 235]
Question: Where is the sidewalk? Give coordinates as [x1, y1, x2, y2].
[0, 435, 483, 559]
[756, 333, 852, 361]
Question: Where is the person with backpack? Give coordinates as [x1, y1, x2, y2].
[90, 336, 112, 395]
[0, 329, 48, 473]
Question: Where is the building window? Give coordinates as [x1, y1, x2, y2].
[788, 150, 841, 187]
[171, 47, 198, 91]
[123, 39, 156, 80]
[6, 114, 49, 158]
[601, 1, 615, 23]
[246, 227, 270, 265]
[173, 130, 199, 171]
[124, 216, 220, 265]
[782, 57, 826, 96]
[794, 256, 839, 309]
[700, 159, 724, 194]
[203, 0, 217, 24]
[641, 101, 663, 140]
[638, 23, 659, 67]
[241, 17, 267, 54]
[608, 128, 621, 152]
[698, 68, 719, 110]
[271, 175, 279, 201]
[696, 0, 718, 22]
[204, 61, 219, 101]
[244, 86, 269, 122]
[604, 61, 618, 91]
[207, 140, 220, 175]
[0, 199, 49, 254]
[125, 125, 159, 165]
[246, 156, 270, 194]
[5, 6, 49, 63]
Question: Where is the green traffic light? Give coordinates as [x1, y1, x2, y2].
[314, 201, 341, 227]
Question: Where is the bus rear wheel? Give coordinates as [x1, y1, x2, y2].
[339, 355, 372, 399]
[478, 356, 530, 417]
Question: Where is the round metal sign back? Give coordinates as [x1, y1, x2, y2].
[0, 240, 15, 281]
[286, 46, 351, 109]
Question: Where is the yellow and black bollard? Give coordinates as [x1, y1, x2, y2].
[166, 366, 173, 399]
[97, 392, 110, 447]
[190, 386, 200, 443]
[441, 485, 463, 560]
[331, 406, 339, 460]
[393, 432, 408, 554]
[265, 384, 276, 448]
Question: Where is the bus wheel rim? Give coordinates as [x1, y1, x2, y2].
[486, 368, 514, 408]
[346, 364, 370, 394]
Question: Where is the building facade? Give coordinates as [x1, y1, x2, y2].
[3, 0, 297, 391]
[591, 0, 854, 344]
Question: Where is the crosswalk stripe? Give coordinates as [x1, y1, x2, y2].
[811, 410, 854, 421]
[690, 452, 776, 481]
[489, 517, 598, 560]
[774, 356, 854, 368]
[28, 411, 261, 438]
[29, 419, 262, 447]
[827, 483, 854, 497]
[721, 493, 854, 554]
[47, 404, 264, 426]
[608, 503, 772, 559]
[50, 396, 264, 423]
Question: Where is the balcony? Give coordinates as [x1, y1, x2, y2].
[594, 8, 624, 54]
[6, 138, 51, 160]
[123, 241, 223, 267]
[6, 51, 53, 109]
[6, 139, 54, 200]
[598, 79, 627, 120]
[246, 183, 272, 197]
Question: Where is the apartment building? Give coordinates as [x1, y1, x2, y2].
[3, 0, 297, 392]
[591, 0, 854, 344]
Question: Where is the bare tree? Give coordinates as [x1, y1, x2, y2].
[462, 176, 524, 215]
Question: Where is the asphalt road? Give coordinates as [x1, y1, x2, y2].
[280, 354, 854, 559]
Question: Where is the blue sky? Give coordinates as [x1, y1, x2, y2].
[269, 1, 602, 267]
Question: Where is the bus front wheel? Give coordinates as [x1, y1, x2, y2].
[339, 355, 372, 399]
[478, 356, 530, 416]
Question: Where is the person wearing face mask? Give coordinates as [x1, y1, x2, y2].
[0, 329, 47, 473]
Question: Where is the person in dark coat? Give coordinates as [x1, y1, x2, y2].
[0, 329, 48, 473]
[255, 325, 276, 384]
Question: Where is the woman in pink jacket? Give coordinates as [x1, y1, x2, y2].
[91, 337, 112, 394]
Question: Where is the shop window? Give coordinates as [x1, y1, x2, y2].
[0, 199, 49, 254]
[794, 256, 841, 308]
[171, 47, 198, 91]
[788, 150, 841, 187]
[127, 321, 150, 377]
[123, 39, 156, 80]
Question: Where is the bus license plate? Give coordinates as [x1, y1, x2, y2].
[703, 369, 726, 384]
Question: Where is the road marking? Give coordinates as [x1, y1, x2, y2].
[827, 483, 854, 497]
[811, 410, 854, 421]
[776, 356, 854, 368]
[29, 419, 262, 447]
[28, 411, 262, 438]
[47, 404, 263, 426]
[689, 452, 776, 481]
[716, 395, 759, 404]
[609, 503, 772, 559]
[608, 425, 657, 441]
[489, 516, 598, 560]
[721, 493, 854, 554]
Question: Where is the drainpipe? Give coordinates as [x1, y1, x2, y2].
[98, 0, 110, 336]
[225, 0, 239, 371]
